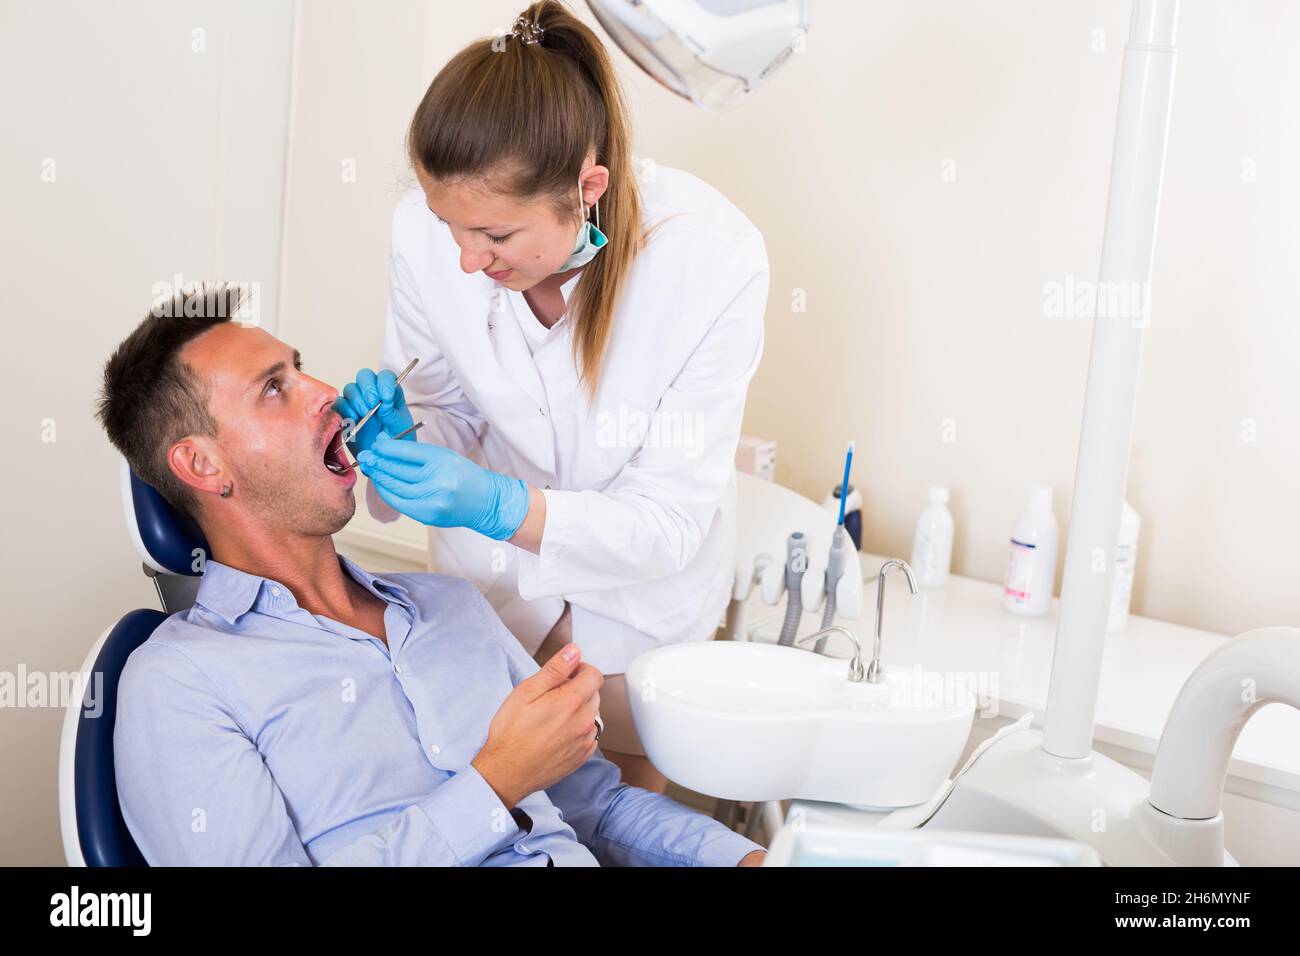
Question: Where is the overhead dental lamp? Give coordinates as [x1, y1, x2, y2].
[585, 0, 811, 110]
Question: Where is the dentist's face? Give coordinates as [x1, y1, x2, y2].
[178, 324, 357, 535]
[415, 164, 606, 291]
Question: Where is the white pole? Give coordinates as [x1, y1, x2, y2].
[1042, 0, 1180, 759]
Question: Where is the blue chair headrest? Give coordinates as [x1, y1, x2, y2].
[75, 608, 166, 867]
[119, 457, 210, 576]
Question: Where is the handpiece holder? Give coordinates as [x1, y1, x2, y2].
[757, 533, 863, 618]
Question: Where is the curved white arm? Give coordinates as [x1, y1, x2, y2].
[1148, 626, 1300, 820]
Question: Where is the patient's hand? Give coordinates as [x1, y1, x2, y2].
[472, 643, 603, 809]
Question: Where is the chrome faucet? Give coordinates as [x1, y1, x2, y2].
[796, 558, 919, 684]
[869, 559, 918, 682]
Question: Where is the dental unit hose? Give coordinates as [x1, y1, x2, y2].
[777, 531, 806, 646]
[815, 527, 846, 653]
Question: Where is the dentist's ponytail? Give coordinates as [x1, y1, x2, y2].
[408, 0, 643, 398]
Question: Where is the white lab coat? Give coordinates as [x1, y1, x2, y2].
[367, 164, 768, 674]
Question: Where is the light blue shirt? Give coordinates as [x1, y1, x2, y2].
[114, 554, 761, 867]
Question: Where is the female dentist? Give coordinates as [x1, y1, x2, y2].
[338, 1, 768, 793]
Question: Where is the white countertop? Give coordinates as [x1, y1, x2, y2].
[740, 552, 1300, 804]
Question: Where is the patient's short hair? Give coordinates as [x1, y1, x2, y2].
[97, 284, 244, 519]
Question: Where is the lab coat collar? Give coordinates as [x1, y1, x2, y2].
[496, 272, 584, 409]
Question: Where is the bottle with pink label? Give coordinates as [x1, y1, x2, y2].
[1002, 484, 1059, 617]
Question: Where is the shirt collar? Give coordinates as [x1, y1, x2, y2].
[193, 552, 413, 625]
[336, 552, 414, 607]
[193, 560, 265, 625]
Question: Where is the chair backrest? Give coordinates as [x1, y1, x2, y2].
[59, 608, 167, 866]
[119, 456, 209, 576]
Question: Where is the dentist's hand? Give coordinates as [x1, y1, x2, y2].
[472, 643, 604, 809]
[333, 367, 416, 456]
[357, 433, 530, 541]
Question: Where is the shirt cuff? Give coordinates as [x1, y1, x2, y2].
[697, 827, 767, 868]
[414, 764, 522, 865]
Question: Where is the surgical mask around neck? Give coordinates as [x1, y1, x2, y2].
[554, 174, 607, 273]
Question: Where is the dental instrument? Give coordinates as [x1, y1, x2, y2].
[338, 420, 424, 471]
[813, 442, 854, 654]
[346, 356, 420, 440]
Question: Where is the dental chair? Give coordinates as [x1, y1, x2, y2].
[58, 458, 209, 866]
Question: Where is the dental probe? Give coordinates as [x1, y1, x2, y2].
[339, 420, 424, 471]
[347, 356, 421, 438]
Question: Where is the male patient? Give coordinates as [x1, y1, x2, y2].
[97, 286, 764, 867]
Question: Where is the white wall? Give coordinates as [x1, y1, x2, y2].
[287, 0, 1299, 638]
[0, 0, 294, 864]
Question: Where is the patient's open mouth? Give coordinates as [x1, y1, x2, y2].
[323, 424, 351, 475]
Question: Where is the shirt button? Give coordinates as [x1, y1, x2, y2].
[539, 408, 546, 416]
[518, 844, 529, 854]
[270, 586, 281, 596]
[429, 744, 441, 755]
[394, 664, 403, 675]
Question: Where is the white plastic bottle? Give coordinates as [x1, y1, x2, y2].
[911, 486, 954, 588]
[1107, 500, 1141, 633]
[1002, 484, 1059, 617]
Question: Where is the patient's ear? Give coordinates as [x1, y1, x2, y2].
[167, 437, 226, 500]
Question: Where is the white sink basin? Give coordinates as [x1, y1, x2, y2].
[626, 641, 976, 808]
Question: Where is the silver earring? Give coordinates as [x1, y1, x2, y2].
[220, 483, 232, 499]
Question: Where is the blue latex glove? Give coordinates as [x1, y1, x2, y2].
[357, 433, 530, 541]
[333, 367, 416, 456]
